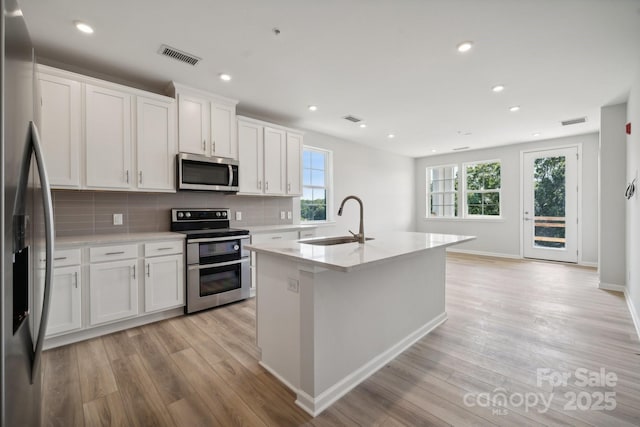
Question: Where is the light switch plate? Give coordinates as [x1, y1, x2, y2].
[280, 211, 286, 220]
[287, 279, 299, 293]
[235, 211, 242, 221]
[113, 213, 123, 225]
[287, 211, 292, 219]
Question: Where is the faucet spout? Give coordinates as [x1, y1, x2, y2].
[337, 195, 365, 243]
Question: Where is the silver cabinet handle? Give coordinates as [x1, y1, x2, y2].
[258, 180, 262, 190]
[202, 140, 206, 151]
[74, 271, 78, 289]
[139, 171, 143, 184]
[105, 251, 125, 255]
[265, 181, 269, 191]
[212, 141, 216, 153]
[146, 263, 151, 277]
[132, 265, 136, 279]
[126, 170, 129, 183]
[272, 236, 282, 240]
[288, 183, 291, 192]
[54, 256, 67, 261]
[157, 247, 173, 251]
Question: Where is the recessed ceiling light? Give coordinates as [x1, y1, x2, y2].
[359, 123, 367, 128]
[387, 133, 395, 139]
[492, 85, 505, 93]
[74, 21, 94, 34]
[509, 105, 520, 112]
[431, 149, 437, 153]
[457, 41, 473, 53]
[308, 105, 318, 111]
[532, 133, 541, 137]
[219, 73, 232, 82]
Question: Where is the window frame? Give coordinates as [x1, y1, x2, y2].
[301, 145, 333, 223]
[462, 159, 502, 219]
[425, 159, 503, 220]
[426, 163, 459, 219]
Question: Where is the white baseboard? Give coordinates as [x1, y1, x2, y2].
[580, 261, 598, 268]
[446, 248, 521, 260]
[625, 291, 640, 342]
[292, 312, 448, 417]
[599, 282, 626, 292]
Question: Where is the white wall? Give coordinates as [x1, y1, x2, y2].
[626, 70, 640, 331]
[294, 130, 415, 236]
[599, 104, 627, 287]
[415, 134, 599, 264]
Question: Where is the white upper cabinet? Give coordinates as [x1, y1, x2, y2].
[237, 116, 303, 197]
[263, 127, 286, 195]
[238, 119, 264, 194]
[136, 97, 176, 191]
[171, 83, 238, 160]
[177, 94, 209, 156]
[211, 102, 236, 158]
[38, 73, 81, 188]
[37, 65, 177, 192]
[85, 84, 132, 189]
[286, 132, 303, 196]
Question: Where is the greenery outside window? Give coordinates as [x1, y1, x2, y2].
[301, 146, 332, 222]
[426, 165, 458, 217]
[464, 160, 501, 217]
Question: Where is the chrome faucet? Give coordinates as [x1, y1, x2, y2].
[337, 195, 365, 243]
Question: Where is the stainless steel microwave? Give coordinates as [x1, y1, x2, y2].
[177, 153, 239, 192]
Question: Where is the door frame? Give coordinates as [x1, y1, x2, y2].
[519, 143, 583, 263]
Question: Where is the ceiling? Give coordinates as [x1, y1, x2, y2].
[18, 0, 640, 158]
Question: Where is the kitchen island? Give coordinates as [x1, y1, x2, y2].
[247, 231, 474, 416]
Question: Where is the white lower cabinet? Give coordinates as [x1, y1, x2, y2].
[144, 254, 184, 313]
[46, 265, 82, 336]
[89, 259, 139, 325]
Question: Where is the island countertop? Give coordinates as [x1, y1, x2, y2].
[246, 231, 475, 272]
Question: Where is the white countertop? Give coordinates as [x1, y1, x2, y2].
[56, 232, 185, 247]
[246, 231, 475, 272]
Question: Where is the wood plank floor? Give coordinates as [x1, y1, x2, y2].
[42, 254, 640, 426]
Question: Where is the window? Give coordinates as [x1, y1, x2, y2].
[425, 160, 501, 219]
[301, 146, 332, 222]
[464, 160, 501, 217]
[427, 165, 458, 217]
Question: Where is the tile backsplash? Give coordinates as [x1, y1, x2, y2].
[53, 190, 295, 237]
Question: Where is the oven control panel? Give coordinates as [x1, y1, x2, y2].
[172, 208, 229, 222]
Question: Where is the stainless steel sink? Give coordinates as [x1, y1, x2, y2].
[300, 236, 375, 246]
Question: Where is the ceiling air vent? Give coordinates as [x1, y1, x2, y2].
[343, 115, 362, 123]
[561, 117, 587, 126]
[158, 45, 201, 66]
[453, 146, 470, 151]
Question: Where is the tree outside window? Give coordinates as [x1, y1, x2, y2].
[465, 161, 501, 216]
[301, 147, 331, 222]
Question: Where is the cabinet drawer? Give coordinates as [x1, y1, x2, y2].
[251, 231, 299, 244]
[144, 240, 183, 257]
[39, 248, 81, 268]
[89, 244, 137, 263]
[298, 229, 317, 239]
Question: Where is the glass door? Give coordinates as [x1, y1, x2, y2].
[522, 147, 578, 262]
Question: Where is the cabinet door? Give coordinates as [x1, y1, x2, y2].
[89, 260, 138, 325]
[263, 127, 286, 195]
[46, 265, 82, 336]
[177, 94, 209, 155]
[286, 132, 303, 195]
[237, 120, 264, 194]
[136, 97, 176, 191]
[144, 254, 184, 312]
[38, 74, 81, 188]
[85, 84, 132, 189]
[211, 102, 236, 159]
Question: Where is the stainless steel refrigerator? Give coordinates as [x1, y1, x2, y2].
[1, 0, 55, 425]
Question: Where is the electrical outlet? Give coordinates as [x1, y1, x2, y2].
[287, 279, 299, 293]
[280, 211, 286, 220]
[113, 213, 123, 225]
[235, 211, 242, 221]
[287, 211, 292, 220]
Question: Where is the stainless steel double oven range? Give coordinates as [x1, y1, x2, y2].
[171, 208, 250, 314]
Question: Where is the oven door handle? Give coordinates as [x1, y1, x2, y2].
[187, 258, 249, 270]
[188, 235, 250, 243]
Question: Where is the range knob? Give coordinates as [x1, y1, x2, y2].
[233, 244, 240, 251]
[185, 212, 191, 218]
[216, 212, 221, 217]
[222, 212, 227, 217]
[177, 212, 184, 218]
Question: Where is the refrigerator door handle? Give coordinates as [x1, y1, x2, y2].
[29, 121, 55, 384]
